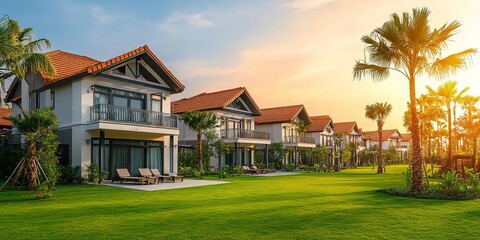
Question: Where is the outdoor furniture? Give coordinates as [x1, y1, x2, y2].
[150, 168, 184, 183]
[242, 165, 258, 174]
[114, 169, 148, 185]
[138, 168, 160, 184]
[251, 165, 268, 174]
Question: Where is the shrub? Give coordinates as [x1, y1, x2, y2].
[284, 163, 295, 172]
[219, 165, 229, 179]
[313, 164, 321, 172]
[85, 164, 108, 186]
[402, 167, 412, 189]
[438, 171, 459, 194]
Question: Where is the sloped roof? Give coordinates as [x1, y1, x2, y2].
[41, 45, 184, 92]
[43, 50, 100, 82]
[255, 105, 312, 125]
[0, 108, 12, 127]
[400, 133, 411, 141]
[171, 87, 262, 115]
[307, 115, 332, 132]
[333, 121, 358, 134]
[363, 129, 402, 141]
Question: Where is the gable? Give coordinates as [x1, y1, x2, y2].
[225, 95, 253, 114]
[104, 59, 171, 90]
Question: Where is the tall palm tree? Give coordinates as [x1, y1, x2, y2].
[0, 16, 55, 105]
[180, 111, 218, 173]
[365, 102, 392, 173]
[5, 108, 58, 190]
[426, 81, 469, 170]
[353, 7, 477, 192]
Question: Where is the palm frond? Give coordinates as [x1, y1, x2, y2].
[353, 61, 389, 81]
[428, 48, 478, 79]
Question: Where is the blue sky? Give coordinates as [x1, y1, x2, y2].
[3, 0, 480, 130]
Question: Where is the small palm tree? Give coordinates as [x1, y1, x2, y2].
[180, 111, 218, 173]
[5, 108, 58, 190]
[426, 81, 469, 170]
[353, 7, 477, 192]
[292, 120, 312, 137]
[365, 102, 392, 173]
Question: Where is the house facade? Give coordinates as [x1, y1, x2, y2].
[172, 87, 271, 171]
[6, 45, 184, 177]
[363, 129, 403, 150]
[255, 105, 315, 168]
[0, 108, 12, 135]
[306, 115, 334, 149]
[332, 122, 362, 148]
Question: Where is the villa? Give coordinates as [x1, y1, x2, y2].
[255, 105, 315, 168]
[332, 121, 362, 148]
[172, 87, 271, 171]
[363, 129, 403, 150]
[0, 108, 12, 135]
[5, 45, 184, 177]
[306, 115, 335, 149]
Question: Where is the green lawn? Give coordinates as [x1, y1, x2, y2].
[1, 165, 479, 239]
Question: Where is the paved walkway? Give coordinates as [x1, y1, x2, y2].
[101, 179, 229, 191]
[249, 172, 299, 177]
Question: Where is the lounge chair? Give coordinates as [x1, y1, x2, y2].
[150, 168, 184, 183]
[251, 165, 268, 174]
[138, 168, 160, 184]
[242, 165, 258, 174]
[115, 168, 148, 185]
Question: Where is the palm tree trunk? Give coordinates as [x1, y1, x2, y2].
[197, 133, 203, 173]
[377, 121, 384, 173]
[447, 103, 452, 170]
[409, 75, 423, 193]
[25, 141, 38, 190]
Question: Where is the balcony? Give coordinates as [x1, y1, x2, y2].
[220, 128, 270, 140]
[285, 136, 315, 144]
[90, 104, 178, 128]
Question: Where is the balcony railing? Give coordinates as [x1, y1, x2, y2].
[220, 128, 270, 140]
[284, 136, 315, 144]
[90, 104, 178, 128]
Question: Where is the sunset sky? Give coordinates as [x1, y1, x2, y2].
[3, 0, 480, 131]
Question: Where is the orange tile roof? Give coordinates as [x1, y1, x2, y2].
[400, 133, 411, 141]
[363, 129, 401, 141]
[43, 50, 100, 83]
[307, 115, 332, 132]
[171, 87, 261, 115]
[42, 45, 184, 90]
[0, 108, 12, 127]
[333, 122, 358, 134]
[255, 105, 310, 124]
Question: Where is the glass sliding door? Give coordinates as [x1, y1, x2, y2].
[112, 146, 129, 173]
[130, 147, 145, 176]
[147, 147, 163, 173]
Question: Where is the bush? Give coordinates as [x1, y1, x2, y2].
[0, 137, 25, 178]
[219, 165, 229, 179]
[284, 163, 295, 172]
[58, 165, 82, 183]
[85, 164, 108, 186]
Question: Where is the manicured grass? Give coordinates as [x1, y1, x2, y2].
[1, 165, 480, 239]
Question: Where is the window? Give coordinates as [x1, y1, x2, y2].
[50, 91, 55, 109]
[151, 94, 163, 112]
[93, 85, 145, 109]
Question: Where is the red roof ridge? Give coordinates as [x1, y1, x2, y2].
[260, 104, 304, 111]
[186, 87, 245, 99]
[310, 115, 330, 119]
[46, 49, 99, 62]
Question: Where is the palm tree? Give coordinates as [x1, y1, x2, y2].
[5, 108, 58, 190]
[426, 81, 469, 170]
[353, 7, 477, 192]
[459, 95, 480, 167]
[365, 102, 392, 173]
[180, 111, 218, 173]
[0, 16, 55, 105]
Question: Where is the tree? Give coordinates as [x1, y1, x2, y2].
[365, 102, 392, 173]
[180, 111, 218, 174]
[426, 81, 469, 170]
[332, 131, 346, 171]
[353, 7, 477, 192]
[0, 16, 55, 106]
[268, 142, 286, 170]
[5, 107, 58, 190]
[292, 120, 312, 136]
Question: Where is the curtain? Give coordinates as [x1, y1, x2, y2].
[112, 146, 129, 175]
[147, 147, 163, 173]
[130, 147, 144, 176]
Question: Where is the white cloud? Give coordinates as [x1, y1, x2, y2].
[89, 6, 114, 23]
[160, 12, 213, 30]
[283, 0, 337, 13]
